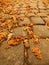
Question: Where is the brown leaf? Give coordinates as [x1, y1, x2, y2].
[33, 38, 39, 44]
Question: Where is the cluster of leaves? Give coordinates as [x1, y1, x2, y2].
[31, 47, 42, 59]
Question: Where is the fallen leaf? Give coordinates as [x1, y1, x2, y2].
[33, 38, 39, 44]
[31, 47, 42, 59]
[23, 39, 29, 48]
[23, 27, 30, 31]
[0, 32, 7, 43]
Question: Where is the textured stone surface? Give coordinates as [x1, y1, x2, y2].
[43, 16, 49, 22]
[19, 17, 30, 25]
[33, 25, 49, 38]
[0, 0, 49, 65]
[40, 10, 48, 13]
[38, 1, 46, 9]
[28, 39, 49, 65]
[27, 12, 35, 17]
[13, 27, 27, 36]
[0, 41, 24, 65]
[37, 12, 47, 17]
[31, 17, 45, 24]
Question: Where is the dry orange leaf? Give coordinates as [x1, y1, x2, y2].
[23, 39, 29, 48]
[10, 9, 18, 15]
[28, 23, 34, 27]
[1, 20, 12, 32]
[24, 27, 29, 31]
[24, 39, 28, 43]
[0, 32, 7, 43]
[33, 34, 39, 44]
[33, 34, 39, 38]
[36, 54, 42, 59]
[0, 32, 7, 37]
[28, 31, 33, 35]
[7, 38, 19, 45]
[6, 36, 22, 48]
[5, 44, 11, 49]
[33, 38, 39, 44]
[32, 47, 39, 53]
[31, 47, 42, 59]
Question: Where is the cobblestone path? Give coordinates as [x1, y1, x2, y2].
[0, 0, 49, 65]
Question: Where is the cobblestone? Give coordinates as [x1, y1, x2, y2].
[30, 17, 45, 24]
[0, 41, 24, 65]
[28, 39, 49, 65]
[33, 25, 49, 38]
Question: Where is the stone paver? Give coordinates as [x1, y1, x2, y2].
[28, 39, 49, 65]
[33, 25, 49, 38]
[39, 9, 48, 13]
[36, 12, 48, 17]
[13, 27, 27, 36]
[27, 12, 35, 17]
[19, 17, 30, 25]
[38, 1, 46, 9]
[0, 41, 24, 65]
[42, 16, 49, 23]
[30, 17, 45, 24]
